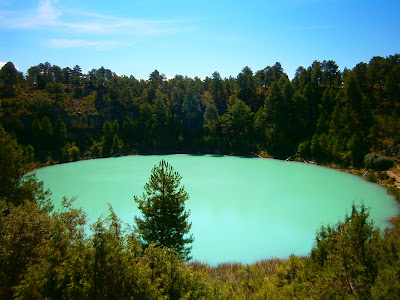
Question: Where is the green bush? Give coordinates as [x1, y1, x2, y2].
[364, 153, 375, 169]
[377, 172, 389, 181]
[70, 145, 80, 161]
[374, 156, 395, 171]
[297, 141, 311, 159]
[364, 154, 395, 171]
[366, 172, 377, 182]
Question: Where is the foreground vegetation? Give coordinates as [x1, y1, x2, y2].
[1, 54, 400, 298]
[5, 200, 400, 299]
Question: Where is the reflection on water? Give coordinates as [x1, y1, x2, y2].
[35, 155, 399, 265]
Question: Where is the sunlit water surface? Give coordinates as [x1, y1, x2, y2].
[34, 155, 399, 265]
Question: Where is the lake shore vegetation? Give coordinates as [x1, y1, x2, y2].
[1, 54, 400, 298]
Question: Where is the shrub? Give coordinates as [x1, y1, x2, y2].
[364, 153, 375, 169]
[364, 154, 395, 171]
[90, 143, 101, 158]
[366, 172, 377, 182]
[297, 141, 311, 159]
[374, 156, 395, 171]
[70, 145, 80, 161]
[377, 172, 389, 181]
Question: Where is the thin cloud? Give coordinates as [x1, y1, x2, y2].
[0, 0, 60, 28]
[37, 0, 60, 25]
[49, 39, 128, 49]
[60, 18, 180, 35]
[0, 0, 192, 36]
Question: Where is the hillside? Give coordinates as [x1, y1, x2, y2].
[0, 55, 399, 165]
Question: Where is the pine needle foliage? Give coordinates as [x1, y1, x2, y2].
[134, 160, 193, 260]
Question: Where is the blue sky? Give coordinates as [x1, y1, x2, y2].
[0, 0, 399, 80]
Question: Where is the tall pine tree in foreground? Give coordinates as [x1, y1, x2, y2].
[134, 160, 193, 260]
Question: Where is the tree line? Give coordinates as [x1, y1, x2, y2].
[0, 54, 399, 168]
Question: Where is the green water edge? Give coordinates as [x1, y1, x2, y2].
[33, 154, 400, 266]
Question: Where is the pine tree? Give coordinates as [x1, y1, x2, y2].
[134, 160, 193, 260]
[111, 133, 123, 155]
[0, 62, 19, 97]
[53, 118, 67, 148]
[204, 102, 219, 136]
[102, 120, 113, 156]
[308, 204, 382, 298]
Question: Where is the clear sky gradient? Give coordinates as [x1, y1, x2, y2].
[0, 0, 399, 80]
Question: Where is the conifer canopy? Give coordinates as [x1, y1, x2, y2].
[134, 160, 193, 260]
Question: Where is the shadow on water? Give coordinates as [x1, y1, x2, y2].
[188, 153, 227, 158]
[188, 154, 250, 158]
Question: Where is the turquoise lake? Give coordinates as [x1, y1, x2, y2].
[34, 155, 399, 265]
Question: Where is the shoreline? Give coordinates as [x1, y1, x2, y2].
[31, 152, 400, 267]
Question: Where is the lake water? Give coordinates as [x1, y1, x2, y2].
[34, 154, 399, 265]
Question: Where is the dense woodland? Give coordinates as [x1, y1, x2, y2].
[1, 55, 400, 298]
[0, 54, 400, 165]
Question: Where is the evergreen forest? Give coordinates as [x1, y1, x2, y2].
[1, 54, 400, 298]
[0, 54, 399, 165]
